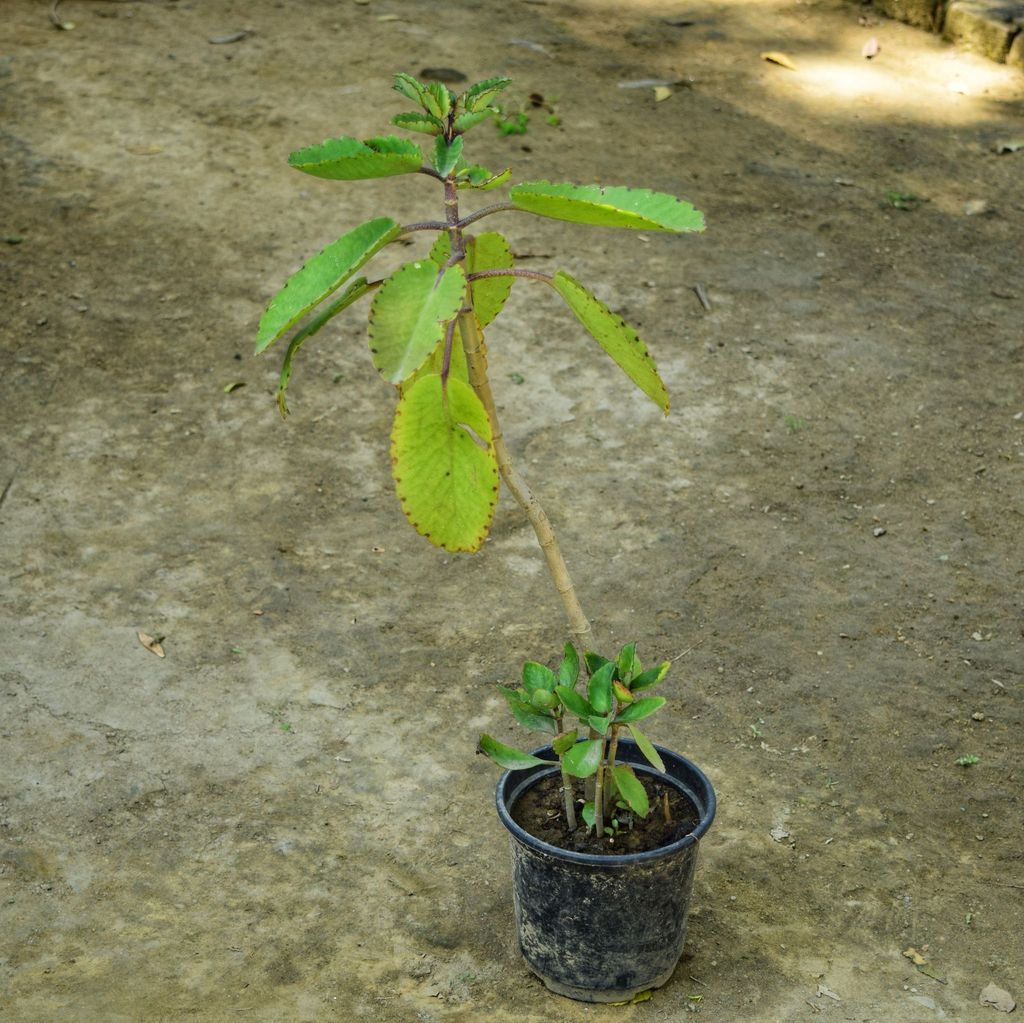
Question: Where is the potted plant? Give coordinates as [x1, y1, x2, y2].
[255, 72, 716, 1003]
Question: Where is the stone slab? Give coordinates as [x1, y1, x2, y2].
[942, 0, 1024, 60]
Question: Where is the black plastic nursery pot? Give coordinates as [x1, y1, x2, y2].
[496, 739, 716, 1003]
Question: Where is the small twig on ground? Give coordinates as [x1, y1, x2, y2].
[693, 283, 713, 311]
[669, 639, 705, 662]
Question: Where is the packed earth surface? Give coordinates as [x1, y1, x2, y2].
[2, 0, 1022, 1020]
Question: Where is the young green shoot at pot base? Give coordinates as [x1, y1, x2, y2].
[480, 641, 671, 838]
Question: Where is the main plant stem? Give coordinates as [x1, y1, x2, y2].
[555, 714, 578, 831]
[444, 181, 592, 650]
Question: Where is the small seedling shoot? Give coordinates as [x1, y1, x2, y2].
[480, 641, 671, 836]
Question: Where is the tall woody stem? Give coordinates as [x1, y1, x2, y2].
[444, 181, 592, 649]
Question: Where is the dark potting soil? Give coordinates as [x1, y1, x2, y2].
[512, 774, 700, 855]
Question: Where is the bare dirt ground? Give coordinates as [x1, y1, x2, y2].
[2, 0, 1022, 1020]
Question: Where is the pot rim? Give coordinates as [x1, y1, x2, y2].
[496, 740, 716, 867]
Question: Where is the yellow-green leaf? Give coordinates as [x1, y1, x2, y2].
[429, 232, 513, 326]
[510, 181, 704, 233]
[288, 135, 422, 180]
[368, 261, 466, 385]
[390, 374, 499, 552]
[256, 217, 399, 354]
[398, 326, 470, 397]
[465, 232, 514, 326]
[552, 271, 669, 412]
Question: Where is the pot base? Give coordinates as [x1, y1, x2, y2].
[529, 960, 676, 1003]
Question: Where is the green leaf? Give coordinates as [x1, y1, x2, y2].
[288, 135, 422, 181]
[615, 696, 666, 724]
[552, 271, 669, 413]
[430, 232, 513, 327]
[631, 661, 671, 692]
[465, 232, 514, 326]
[256, 217, 399, 354]
[612, 765, 650, 817]
[581, 801, 596, 828]
[424, 81, 453, 120]
[428, 232, 451, 265]
[393, 72, 429, 105]
[368, 260, 466, 384]
[530, 689, 559, 711]
[390, 374, 499, 552]
[562, 739, 604, 778]
[627, 723, 665, 773]
[587, 661, 616, 715]
[523, 661, 557, 694]
[498, 686, 557, 734]
[453, 109, 497, 134]
[555, 685, 594, 719]
[588, 714, 613, 736]
[509, 181, 705, 233]
[456, 165, 512, 191]
[552, 729, 578, 756]
[277, 276, 372, 417]
[616, 642, 639, 683]
[397, 326, 469, 397]
[464, 76, 513, 112]
[584, 651, 610, 676]
[558, 642, 580, 688]
[392, 111, 445, 136]
[431, 135, 464, 178]
[479, 734, 549, 770]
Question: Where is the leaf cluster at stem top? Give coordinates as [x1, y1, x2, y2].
[392, 71, 512, 143]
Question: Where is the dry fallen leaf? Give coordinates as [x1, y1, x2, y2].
[903, 947, 927, 966]
[138, 631, 165, 658]
[653, 85, 672, 102]
[208, 31, 251, 45]
[980, 983, 1016, 1012]
[761, 51, 798, 71]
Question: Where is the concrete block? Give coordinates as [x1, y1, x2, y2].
[943, 0, 1024, 61]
